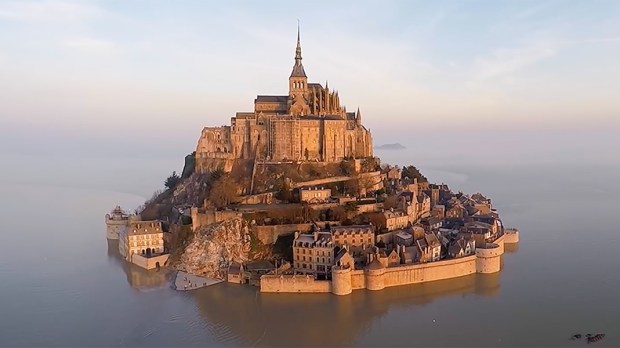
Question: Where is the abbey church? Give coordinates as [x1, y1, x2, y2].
[195, 28, 373, 165]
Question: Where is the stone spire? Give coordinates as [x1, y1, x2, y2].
[290, 22, 307, 77]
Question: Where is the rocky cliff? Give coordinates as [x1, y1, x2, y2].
[174, 218, 252, 279]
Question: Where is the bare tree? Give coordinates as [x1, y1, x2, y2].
[208, 177, 240, 209]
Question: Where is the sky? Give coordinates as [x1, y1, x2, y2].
[1, 0, 619, 164]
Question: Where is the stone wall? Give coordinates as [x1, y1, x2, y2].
[350, 270, 366, 290]
[132, 254, 169, 270]
[252, 223, 313, 245]
[106, 221, 127, 240]
[195, 156, 236, 174]
[504, 229, 520, 244]
[239, 192, 276, 205]
[382, 256, 477, 288]
[357, 203, 382, 213]
[260, 274, 332, 293]
[260, 255, 479, 294]
[191, 208, 242, 232]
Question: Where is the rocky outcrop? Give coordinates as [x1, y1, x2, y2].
[174, 218, 251, 279]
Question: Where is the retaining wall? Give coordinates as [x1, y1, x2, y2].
[260, 274, 332, 293]
[132, 254, 169, 270]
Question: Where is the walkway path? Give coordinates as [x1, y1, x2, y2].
[174, 271, 223, 291]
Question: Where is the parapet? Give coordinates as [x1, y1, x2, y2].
[504, 228, 520, 244]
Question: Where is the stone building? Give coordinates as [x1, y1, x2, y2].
[293, 231, 335, 277]
[105, 206, 131, 240]
[416, 233, 442, 263]
[448, 237, 475, 258]
[119, 220, 165, 261]
[195, 27, 373, 171]
[331, 225, 376, 247]
[297, 186, 332, 204]
[394, 230, 414, 247]
[369, 209, 410, 231]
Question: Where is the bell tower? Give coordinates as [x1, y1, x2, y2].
[289, 23, 310, 116]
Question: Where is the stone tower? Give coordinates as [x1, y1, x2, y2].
[289, 24, 310, 116]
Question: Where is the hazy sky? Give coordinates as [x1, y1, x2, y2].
[1, 0, 619, 161]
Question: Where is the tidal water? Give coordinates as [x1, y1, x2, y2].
[1, 153, 619, 347]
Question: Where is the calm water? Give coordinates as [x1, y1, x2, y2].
[1, 153, 619, 347]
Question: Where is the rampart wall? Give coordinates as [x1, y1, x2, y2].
[260, 255, 482, 295]
[191, 208, 242, 232]
[239, 192, 276, 205]
[504, 229, 520, 244]
[260, 274, 332, 293]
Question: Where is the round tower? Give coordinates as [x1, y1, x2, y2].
[365, 259, 386, 291]
[331, 266, 353, 296]
[476, 243, 502, 274]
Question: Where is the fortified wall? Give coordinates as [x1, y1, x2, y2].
[252, 221, 341, 245]
[191, 208, 242, 232]
[260, 235, 510, 295]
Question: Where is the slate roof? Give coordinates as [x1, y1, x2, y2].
[291, 64, 307, 77]
[255, 95, 288, 103]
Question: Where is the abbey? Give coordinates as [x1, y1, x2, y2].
[195, 28, 373, 165]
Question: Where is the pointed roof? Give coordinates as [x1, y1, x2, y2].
[290, 23, 307, 78]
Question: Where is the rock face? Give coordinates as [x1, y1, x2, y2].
[175, 218, 251, 279]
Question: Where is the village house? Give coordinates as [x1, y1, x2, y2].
[448, 237, 476, 259]
[331, 225, 375, 247]
[334, 247, 355, 269]
[394, 230, 414, 247]
[293, 231, 335, 277]
[368, 209, 409, 231]
[446, 205, 466, 219]
[421, 216, 443, 230]
[348, 244, 375, 268]
[382, 248, 401, 267]
[367, 248, 400, 268]
[244, 261, 275, 286]
[227, 262, 244, 284]
[416, 233, 442, 263]
[431, 205, 445, 219]
[397, 245, 420, 264]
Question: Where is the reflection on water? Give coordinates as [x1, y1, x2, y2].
[107, 240, 169, 290]
[190, 273, 500, 347]
[6, 160, 620, 347]
[505, 242, 519, 253]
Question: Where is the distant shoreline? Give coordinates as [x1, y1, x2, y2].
[375, 143, 406, 150]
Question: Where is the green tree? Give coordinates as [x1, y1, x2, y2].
[401, 165, 428, 182]
[276, 180, 293, 203]
[164, 171, 181, 189]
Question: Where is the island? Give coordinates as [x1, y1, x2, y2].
[375, 142, 406, 150]
[105, 27, 519, 296]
